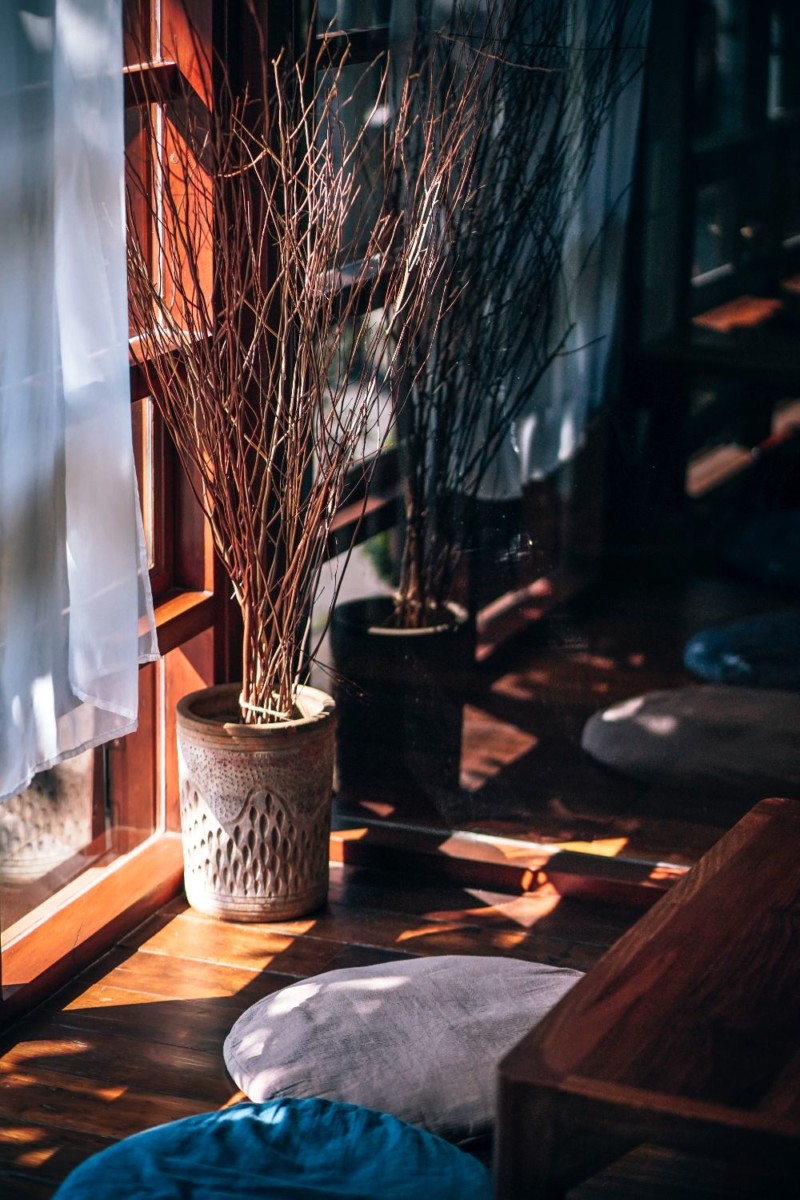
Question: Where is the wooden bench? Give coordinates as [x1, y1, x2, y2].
[496, 796, 800, 1198]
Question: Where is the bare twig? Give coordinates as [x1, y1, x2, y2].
[125, 1, 481, 720]
[390, 0, 648, 628]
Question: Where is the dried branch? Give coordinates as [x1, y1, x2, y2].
[125, 0, 480, 720]
[390, 0, 648, 628]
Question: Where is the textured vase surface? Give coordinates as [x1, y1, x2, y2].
[176, 684, 335, 921]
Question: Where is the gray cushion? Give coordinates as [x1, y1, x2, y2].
[581, 685, 800, 792]
[223, 955, 582, 1142]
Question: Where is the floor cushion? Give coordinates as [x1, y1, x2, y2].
[53, 1098, 493, 1199]
[581, 685, 800, 793]
[684, 611, 800, 688]
[721, 510, 800, 591]
[223, 955, 582, 1142]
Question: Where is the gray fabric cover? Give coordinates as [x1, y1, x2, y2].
[581, 685, 800, 792]
[223, 955, 582, 1142]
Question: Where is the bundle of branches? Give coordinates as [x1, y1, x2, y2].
[126, 1, 477, 723]
[390, 0, 648, 629]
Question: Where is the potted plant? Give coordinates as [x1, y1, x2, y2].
[125, 3, 448, 919]
[331, 0, 646, 807]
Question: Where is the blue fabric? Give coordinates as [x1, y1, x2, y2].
[53, 1098, 493, 1200]
[722, 511, 800, 591]
[684, 611, 800, 688]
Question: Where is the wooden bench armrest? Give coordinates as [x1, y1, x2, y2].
[496, 797, 800, 1198]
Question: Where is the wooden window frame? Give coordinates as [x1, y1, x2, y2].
[0, 0, 402, 1026]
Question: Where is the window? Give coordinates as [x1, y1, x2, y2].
[0, 0, 220, 1021]
[0, 0, 401, 1023]
[690, 0, 800, 311]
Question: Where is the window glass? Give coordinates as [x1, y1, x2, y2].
[768, 5, 785, 119]
[767, 0, 800, 118]
[694, 0, 748, 136]
[781, 142, 800, 245]
[318, 1, 391, 32]
[692, 181, 735, 283]
[0, 750, 101, 935]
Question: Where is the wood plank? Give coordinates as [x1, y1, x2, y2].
[0, 1061, 210, 1141]
[145, 889, 618, 974]
[244, 900, 596, 970]
[332, 822, 686, 909]
[314, 25, 390, 68]
[152, 589, 216, 655]
[0, 1169, 73, 1200]
[326, 864, 638, 949]
[118, 906, 350, 977]
[40, 989, 250, 1059]
[76, 947, 263, 1003]
[0, 1124, 115, 1191]
[1, 1027, 238, 1107]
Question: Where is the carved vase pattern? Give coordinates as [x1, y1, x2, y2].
[176, 684, 335, 921]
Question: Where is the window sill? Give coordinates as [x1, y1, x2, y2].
[1, 834, 184, 1028]
[153, 589, 215, 654]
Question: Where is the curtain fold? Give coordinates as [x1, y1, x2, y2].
[0, 0, 158, 803]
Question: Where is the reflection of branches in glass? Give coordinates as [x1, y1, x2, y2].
[125, 2, 476, 723]
[391, 0, 648, 629]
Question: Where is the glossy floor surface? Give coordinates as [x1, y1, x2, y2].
[1, 547, 796, 1197]
[335, 547, 800, 867]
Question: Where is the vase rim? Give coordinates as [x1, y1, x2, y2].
[334, 595, 469, 637]
[176, 682, 335, 734]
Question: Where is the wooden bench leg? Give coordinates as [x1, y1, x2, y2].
[495, 1089, 638, 1199]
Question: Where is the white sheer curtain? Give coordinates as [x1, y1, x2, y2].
[511, 0, 649, 486]
[389, 0, 650, 498]
[484, 0, 651, 494]
[0, 0, 158, 803]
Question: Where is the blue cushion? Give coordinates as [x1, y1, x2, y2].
[722, 510, 800, 591]
[684, 611, 800, 688]
[53, 1098, 493, 1200]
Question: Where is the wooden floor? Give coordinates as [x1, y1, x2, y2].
[0, 863, 637, 1199]
[336, 546, 800, 867]
[1, 547, 797, 1197]
[0, 862, 786, 1199]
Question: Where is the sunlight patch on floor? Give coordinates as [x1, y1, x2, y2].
[460, 704, 538, 791]
[332, 826, 370, 841]
[2, 1038, 86, 1064]
[0, 1125, 43, 1144]
[15, 1145, 57, 1168]
[550, 837, 630, 857]
[395, 922, 530, 950]
[426, 882, 563, 929]
[569, 652, 617, 670]
[463, 885, 562, 928]
[437, 832, 548, 872]
[357, 801, 395, 817]
[0, 1124, 58, 1170]
[0, 1064, 126, 1102]
[489, 674, 548, 700]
